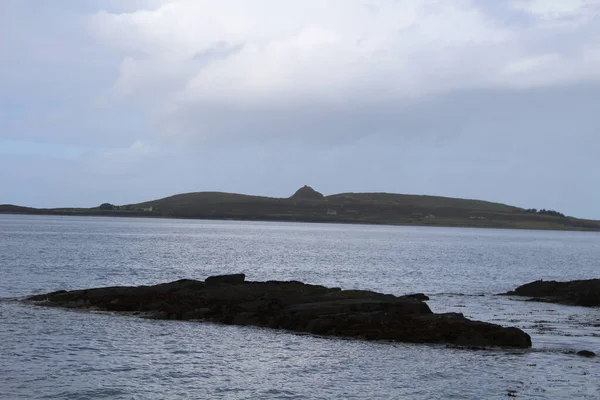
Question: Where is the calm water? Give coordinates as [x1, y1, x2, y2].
[1, 214, 599, 399]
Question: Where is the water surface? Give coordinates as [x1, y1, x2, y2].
[1, 215, 599, 399]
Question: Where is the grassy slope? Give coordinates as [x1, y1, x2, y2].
[2, 191, 599, 231]
[325, 192, 520, 211]
[134, 192, 279, 208]
[123, 191, 600, 231]
[0, 204, 39, 213]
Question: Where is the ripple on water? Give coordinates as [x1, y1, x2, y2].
[1, 216, 600, 399]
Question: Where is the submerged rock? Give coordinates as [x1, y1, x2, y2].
[401, 293, 430, 301]
[503, 279, 600, 307]
[577, 350, 596, 357]
[26, 274, 531, 348]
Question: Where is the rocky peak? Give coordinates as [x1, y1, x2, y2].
[290, 185, 325, 201]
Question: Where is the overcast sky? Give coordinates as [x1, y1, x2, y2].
[1, 0, 600, 218]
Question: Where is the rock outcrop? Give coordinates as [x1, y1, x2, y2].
[503, 279, 600, 307]
[289, 185, 325, 201]
[26, 274, 531, 348]
[577, 350, 596, 357]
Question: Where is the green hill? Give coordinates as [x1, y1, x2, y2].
[2, 186, 599, 231]
[325, 192, 520, 212]
[0, 204, 39, 213]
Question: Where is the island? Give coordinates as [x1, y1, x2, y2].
[26, 274, 532, 348]
[2, 185, 599, 231]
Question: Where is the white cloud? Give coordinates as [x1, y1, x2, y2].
[89, 1, 511, 101]
[509, 0, 597, 19]
[86, 0, 600, 142]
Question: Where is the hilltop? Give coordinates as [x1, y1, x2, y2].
[290, 185, 325, 201]
[1, 186, 599, 231]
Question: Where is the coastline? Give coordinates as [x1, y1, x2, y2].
[2, 209, 600, 232]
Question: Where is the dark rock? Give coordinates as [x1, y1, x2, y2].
[25, 275, 532, 348]
[577, 350, 596, 357]
[503, 279, 600, 307]
[403, 293, 430, 301]
[181, 308, 210, 320]
[205, 273, 245, 286]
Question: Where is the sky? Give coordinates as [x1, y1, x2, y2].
[1, 0, 600, 218]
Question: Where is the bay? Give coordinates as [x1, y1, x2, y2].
[1, 215, 599, 399]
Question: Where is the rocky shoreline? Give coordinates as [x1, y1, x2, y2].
[26, 274, 531, 348]
[503, 279, 600, 307]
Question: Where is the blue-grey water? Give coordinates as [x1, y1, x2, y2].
[1, 214, 599, 399]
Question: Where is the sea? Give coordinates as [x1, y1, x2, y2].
[1, 214, 599, 399]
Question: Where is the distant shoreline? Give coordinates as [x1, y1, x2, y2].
[2, 209, 599, 232]
[3, 186, 599, 232]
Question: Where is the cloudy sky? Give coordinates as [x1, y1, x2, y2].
[1, 0, 600, 218]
